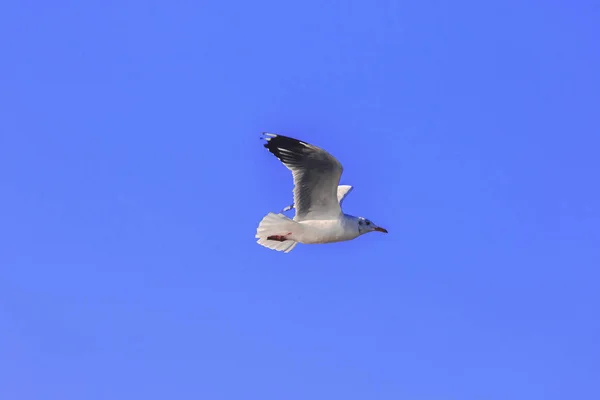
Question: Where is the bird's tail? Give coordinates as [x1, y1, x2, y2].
[255, 212, 300, 253]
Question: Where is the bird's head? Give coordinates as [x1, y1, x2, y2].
[357, 217, 388, 235]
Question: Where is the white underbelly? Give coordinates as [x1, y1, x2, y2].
[294, 219, 358, 244]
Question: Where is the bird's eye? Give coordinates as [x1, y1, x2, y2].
[359, 221, 363, 225]
[366, 221, 371, 225]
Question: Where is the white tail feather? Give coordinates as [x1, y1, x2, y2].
[255, 212, 300, 253]
[257, 237, 298, 253]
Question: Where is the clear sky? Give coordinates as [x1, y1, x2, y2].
[1, 1, 599, 399]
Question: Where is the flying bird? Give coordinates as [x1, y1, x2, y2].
[256, 133, 388, 253]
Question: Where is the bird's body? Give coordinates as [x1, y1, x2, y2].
[256, 133, 387, 253]
[289, 217, 361, 244]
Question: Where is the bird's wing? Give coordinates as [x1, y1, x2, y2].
[336, 185, 353, 206]
[281, 184, 353, 213]
[263, 133, 343, 221]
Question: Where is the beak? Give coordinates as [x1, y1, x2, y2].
[374, 226, 388, 233]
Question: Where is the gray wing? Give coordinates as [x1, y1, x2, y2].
[282, 185, 353, 213]
[263, 133, 343, 221]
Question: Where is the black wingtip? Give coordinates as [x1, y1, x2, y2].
[262, 133, 307, 146]
[261, 133, 313, 166]
[259, 133, 269, 144]
[261, 133, 272, 148]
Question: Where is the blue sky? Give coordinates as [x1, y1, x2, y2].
[1, 1, 599, 399]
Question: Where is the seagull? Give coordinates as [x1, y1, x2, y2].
[256, 133, 388, 253]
